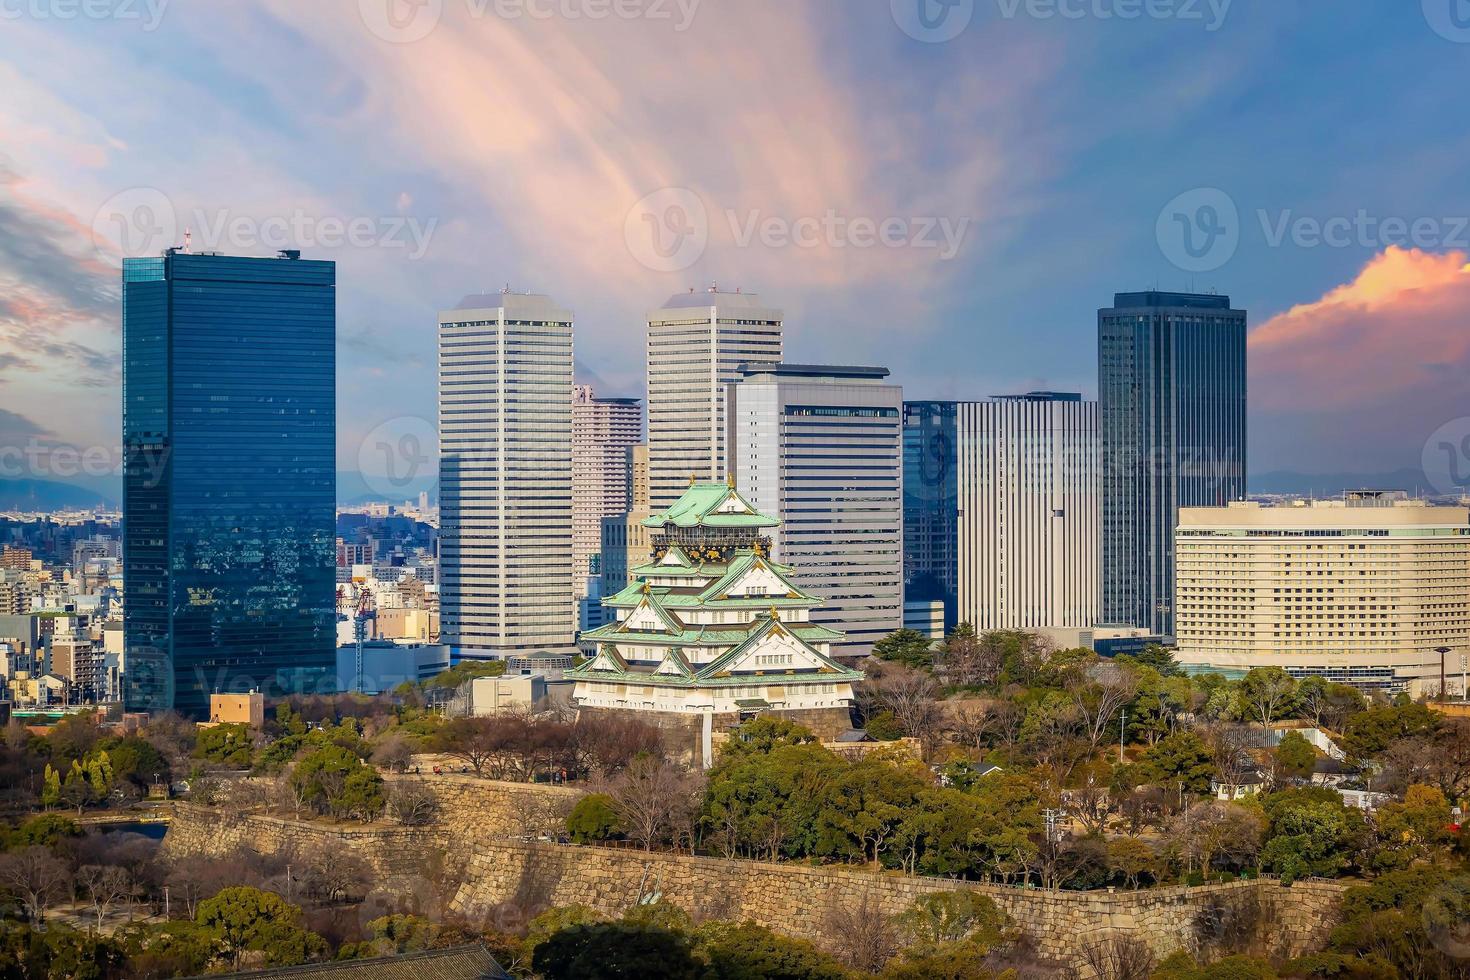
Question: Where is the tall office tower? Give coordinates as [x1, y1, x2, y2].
[122, 250, 336, 716]
[647, 287, 782, 512]
[1099, 291, 1247, 637]
[728, 364, 904, 656]
[439, 291, 576, 658]
[571, 386, 643, 595]
[956, 393, 1100, 632]
[903, 402, 960, 633]
[599, 444, 652, 600]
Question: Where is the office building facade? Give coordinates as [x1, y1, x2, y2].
[957, 393, 1100, 631]
[1099, 291, 1247, 636]
[647, 288, 782, 512]
[903, 401, 959, 631]
[438, 292, 576, 658]
[728, 364, 904, 656]
[571, 386, 643, 596]
[122, 250, 336, 716]
[1175, 495, 1470, 695]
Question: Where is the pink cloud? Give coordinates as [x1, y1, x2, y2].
[1250, 246, 1470, 412]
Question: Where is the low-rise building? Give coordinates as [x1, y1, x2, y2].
[468, 673, 548, 715]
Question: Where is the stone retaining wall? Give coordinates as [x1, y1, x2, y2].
[164, 797, 1346, 974]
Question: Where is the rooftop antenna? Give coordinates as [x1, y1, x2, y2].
[181, 228, 192, 253]
[709, 281, 718, 293]
[501, 283, 511, 294]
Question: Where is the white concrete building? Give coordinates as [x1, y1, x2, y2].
[646, 287, 782, 512]
[1174, 494, 1470, 694]
[956, 393, 1100, 631]
[438, 291, 576, 658]
[728, 364, 905, 656]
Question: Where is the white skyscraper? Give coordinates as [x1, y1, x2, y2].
[571, 385, 642, 602]
[647, 287, 782, 512]
[729, 364, 905, 656]
[438, 291, 576, 658]
[956, 393, 1099, 632]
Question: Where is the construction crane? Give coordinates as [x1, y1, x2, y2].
[349, 576, 376, 694]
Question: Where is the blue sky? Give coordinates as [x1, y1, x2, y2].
[1, 0, 1468, 488]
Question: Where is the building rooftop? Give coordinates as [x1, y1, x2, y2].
[653, 287, 777, 312]
[736, 362, 891, 381]
[1108, 290, 1235, 310]
[442, 291, 568, 316]
[991, 391, 1083, 402]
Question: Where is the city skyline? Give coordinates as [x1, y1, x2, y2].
[1, 4, 1468, 495]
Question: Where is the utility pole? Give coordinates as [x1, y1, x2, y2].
[1119, 708, 1127, 763]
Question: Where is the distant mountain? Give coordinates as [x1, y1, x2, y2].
[1249, 468, 1433, 497]
[0, 479, 117, 511]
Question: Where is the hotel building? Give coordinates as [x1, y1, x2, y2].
[1174, 494, 1470, 694]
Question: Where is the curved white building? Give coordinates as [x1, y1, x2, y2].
[1174, 495, 1470, 694]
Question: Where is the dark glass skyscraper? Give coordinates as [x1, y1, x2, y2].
[123, 250, 336, 716]
[902, 401, 959, 631]
[1098, 291, 1246, 637]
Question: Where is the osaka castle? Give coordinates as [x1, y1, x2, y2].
[569, 480, 864, 764]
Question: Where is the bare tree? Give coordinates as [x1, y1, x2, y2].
[822, 892, 900, 973]
[78, 864, 132, 931]
[387, 782, 440, 826]
[864, 663, 943, 754]
[1072, 662, 1139, 751]
[0, 847, 71, 923]
[606, 755, 690, 851]
[1167, 801, 1263, 877]
[1082, 934, 1154, 980]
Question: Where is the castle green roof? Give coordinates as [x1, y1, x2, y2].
[640, 482, 780, 530]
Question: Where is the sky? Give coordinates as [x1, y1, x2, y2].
[1, 0, 1468, 493]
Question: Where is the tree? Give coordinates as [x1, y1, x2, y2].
[872, 629, 935, 670]
[40, 764, 61, 809]
[936, 622, 1003, 688]
[566, 793, 621, 844]
[532, 922, 702, 980]
[695, 921, 851, 980]
[895, 891, 1009, 955]
[1341, 702, 1440, 765]
[194, 723, 255, 768]
[1106, 837, 1157, 889]
[1167, 802, 1262, 877]
[77, 864, 132, 931]
[607, 754, 697, 851]
[1259, 787, 1366, 882]
[1140, 731, 1216, 797]
[1239, 667, 1297, 728]
[1271, 731, 1316, 785]
[1071, 661, 1139, 751]
[864, 663, 943, 754]
[7, 814, 81, 849]
[195, 886, 327, 968]
[1295, 676, 1364, 732]
[387, 783, 439, 826]
[0, 846, 71, 923]
[822, 892, 900, 973]
[433, 716, 505, 776]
